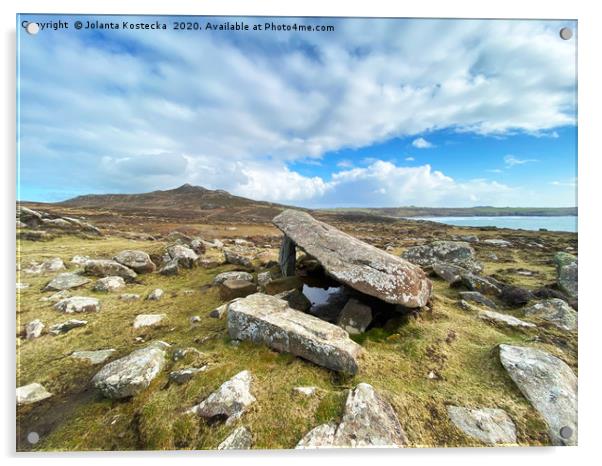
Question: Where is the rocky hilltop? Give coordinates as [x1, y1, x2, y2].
[16, 193, 577, 451]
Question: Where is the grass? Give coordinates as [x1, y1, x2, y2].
[15, 224, 576, 451]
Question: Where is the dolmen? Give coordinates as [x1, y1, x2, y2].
[273, 210, 432, 308]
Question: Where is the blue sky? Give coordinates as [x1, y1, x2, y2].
[17, 15, 577, 207]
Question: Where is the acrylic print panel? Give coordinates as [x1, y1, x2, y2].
[16, 14, 577, 451]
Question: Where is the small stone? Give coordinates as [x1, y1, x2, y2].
[224, 250, 253, 268]
[16, 383, 52, 405]
[147, 288, 164, 301]
[93, 276, 125, 292]
[23, 257, 65, 275]
[113, 250, 156, 273]
[483, 239, 512, 247]
[49, 319, 87, 335]
[40, 290, 70, 302]
[120, 293, 140, 301]
[188, 370, 256, 424]
[84, 259, 137, 281]
[213, 271, 254, 285]
[71, 349, 115, 364]
[218, 426, 252, 450]
[167, 245, 198, 268]
[500, 285, 533, 307]
[293, 386, 318, 396]
[337, 298, 372, 335]
[25, 319, 44, 339]
[169, 366, 207, 384]
[478, 310, 536, 328]
[257, 271, 272, 287]
[459, 291, 498, 309]
[133, 314, 166, 329]
[54, 296, 100, 313]
[190, 315, 201, 324]
[16, 282, 30, 290]
[523, 299, 577, 331]
[219, 279, 257, 301]
[70, 255, 90, 265]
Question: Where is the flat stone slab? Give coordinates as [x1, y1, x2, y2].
[478, 310, 536, 329]
[133, 314, 166, 329]
[44, 272, 90, 291]
[84, 259, 137, 281]
[17, 383, 52, 405]
[54, 296, 100, 313]
[296, 383, 408, 448]
[499, 344, 577, 446]
[49, 319, 87, 335]
[273, 210, 431, 308]
[213, 271, 254, 285]
[71, 349, 115, 364]
[218, 426, 252, 450]
[92, 341, 168, 399]
[113, 250, 156, 273]
[447, 406, 517, 445]
[228, 293, 362, 374]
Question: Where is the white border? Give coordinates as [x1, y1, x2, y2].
[2, 1, 600, 465]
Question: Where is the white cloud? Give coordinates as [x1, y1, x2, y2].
[486, 168, 503, 173]
[411, 137, 434, 149]
[504, 154, 539, 167]
[336, 160, 354, 168]
[18, 17, 576, 205]
[405, 157, 415, 161]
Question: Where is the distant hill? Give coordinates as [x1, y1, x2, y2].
[56, 184, 295, 223]
[322, 206, 577, 218]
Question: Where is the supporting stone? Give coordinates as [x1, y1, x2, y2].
[279, 234, 296, 277]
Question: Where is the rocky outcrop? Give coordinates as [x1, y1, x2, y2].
[49, 319, 87, 335]
[218, 426, 252, 450]
[273, 210, 431, 308]
[228, 293, 362, 374]
[499, 344, 577, 446]
[447, 406, 517, 445]
[54, 296, 100, 313]
[459, 291, 497, 309]
[523, 299, 577, 331]
[402, 241, 483, 273]
[113, 250, 156, 273]
[188, 370, 256, 424]
[44, 272, 90, 291]
[296, 383, 407, 448]
[84, 259, 137, 282]
[92, 341, 169, 399]
[554, 252, 577, 299]
[16, 382, 52, 405]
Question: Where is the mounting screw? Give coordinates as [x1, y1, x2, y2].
[559, 27, 573, 41]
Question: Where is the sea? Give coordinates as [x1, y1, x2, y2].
[408, 216, 577, 233]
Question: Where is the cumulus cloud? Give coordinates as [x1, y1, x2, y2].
[17, 16, 576, 205]
[411, 138, 434, 149]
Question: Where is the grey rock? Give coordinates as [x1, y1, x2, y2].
[460, 273, 502, 296]
[219, 279, 257, 301]
[49, 319, 87, 335]
[24, 257, 65, 275]
[224, 250, 252, 268]
[40, 290, 70, 302]
[483, 239, 512, 247]
[44, 272, 90, 291]
[459, 291, 498, 309]
[25, 319, 44, 339]
[554, 252, 577, 299]
[478, 310, 536, 328]
[293, 386, 318, 396]
[70, 255, 90, 265]
[432, 262, 466, 285]
[84, 259, 137, 281]
[54, 296, 100, 313]
[93, 276, 125, 292]
[159, 258, 179, 275]
[296, 383, 407, 448]
[17, 206, 43, 227]
[119, 293, 140, 301]
[499, 344, 577, 445]
[16, 282, 29, 290]
[402, 241, 483, 273]
[113, 250, 156, 273]
[167, 244, 198, 268]
[523, 299, 577, 331]
[500, 285, 533, 307]
[218, 426, 252, 450]
[147, 288, 164, 301]
[209, 302, 233, 319]
[337, 299, 372, 335]
[257, 271, 272, 287]
[133, 314, 166, 329]
[228, 293, 362, 374]
[273, 210, 431, 308]
[71, 349, 115, 364]
[16, 382, 52, 405]
[447, 406, 517, 445]
[213, 271, 253, 285]
[188, 370, 256, 424]
[92, 341, 169, 399]
[279, 235, 297, 276]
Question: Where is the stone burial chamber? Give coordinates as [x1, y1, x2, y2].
[225, 210, 434, 375]
[273, 209, 432, 309]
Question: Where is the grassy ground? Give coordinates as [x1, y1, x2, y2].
[16, 223, 577, 451]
